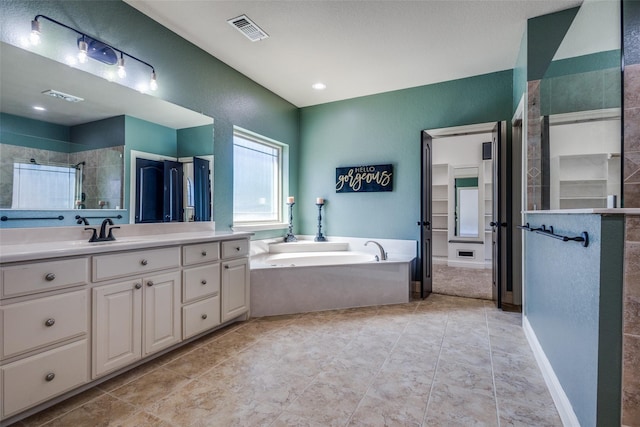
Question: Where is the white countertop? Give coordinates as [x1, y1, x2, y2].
[524, 208, 640, 215]
[0, 223, 253, 263]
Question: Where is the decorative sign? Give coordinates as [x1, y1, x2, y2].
[335, 164, 393, 193]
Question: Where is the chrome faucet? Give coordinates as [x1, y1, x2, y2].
[365, 240, 387, 261]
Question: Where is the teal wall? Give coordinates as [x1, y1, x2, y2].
[0, 112, 72, 152]
[527, 7, 579, 81]
[524, 212, 623, 426]
[177, 125, 214, 158]
[71, 116, 125, 151]
[298, 71, 512, 240]
[0, 0, 299, 232]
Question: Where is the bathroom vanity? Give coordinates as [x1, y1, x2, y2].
[0, 223, 251, 423]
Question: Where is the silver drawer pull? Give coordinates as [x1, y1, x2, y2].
[45, 273, 56, 281]
[140, 259, 148, 266]
[224, 265, 230, 269]
[201, 314, 208, 320]
[134, 283, 142, 290]
[146, 280, 154, 287]
[201, 250, 207, 256]
[235, 247, 241, 251]
[201, 279, 207, 285]
[45, 318, 55, 327]
[45, 372, 55, 382]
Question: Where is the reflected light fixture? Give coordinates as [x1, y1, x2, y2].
[312, 82, 326, 90]
[117, 54, 126, 79]
[77, 36, 88, 63]
[30, 14, 158, 91]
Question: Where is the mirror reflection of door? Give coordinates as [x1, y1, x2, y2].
[454, 177, 479, 238]
[135, 158, 184, 223]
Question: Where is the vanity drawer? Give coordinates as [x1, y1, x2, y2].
[2, 290, 88, 359]
[92, 247, 180, 282]
[183, 296, 221, 339]
[1, 258, 89, 298]
[183, 264, 220, 303]
[221, 239, 249, 259]
[183, 242, 220, 266]
[2, 339, 89, 418]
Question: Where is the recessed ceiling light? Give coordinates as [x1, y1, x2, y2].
[33, 106, 46, 111]
[312, 82, 326, 90]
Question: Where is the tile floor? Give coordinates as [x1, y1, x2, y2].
[11, 294, 561, 427]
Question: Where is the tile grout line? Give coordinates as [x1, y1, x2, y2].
[342, 304, 418, 426]
[420, 305, 449, 427]
[485, 305, 501, 427]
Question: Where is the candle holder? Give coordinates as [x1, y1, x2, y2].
[284, 202, 297, 242]
[314, 203, 327, 242]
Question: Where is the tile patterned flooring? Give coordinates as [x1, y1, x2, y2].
[11, 294, 561, 427]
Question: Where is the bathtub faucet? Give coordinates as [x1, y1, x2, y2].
[364, 240, 387, 261]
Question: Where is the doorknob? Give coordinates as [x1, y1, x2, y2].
[417, 221, 431, 227]
[490, 221, 498, 227]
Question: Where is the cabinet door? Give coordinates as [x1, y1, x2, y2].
[221, 258, 250, 322]
[144, 271, 181, 355]
[93, 280, 142, 378]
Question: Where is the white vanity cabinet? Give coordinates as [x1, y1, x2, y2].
[0, 229, 251, 424]
[0, 257, 90, 418]
[182, 242, 222, 339]
[221, 240, 250, 322]
[92, 248, 181, 378]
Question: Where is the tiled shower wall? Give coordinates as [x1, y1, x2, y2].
[622, 61, 640, 427]
[0, 143, 124, 210]
[526, 80, 542, 211]
[622, 1, 640, 424]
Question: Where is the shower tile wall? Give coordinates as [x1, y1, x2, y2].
[70, 146, 124, 210]
[526, 80, 542, 211]
[0, 143, 123, 210]
[623, 215, 640, 426]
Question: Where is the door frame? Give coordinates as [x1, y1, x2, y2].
[420, 122, 509, 305]
[420, 131, 433, 297]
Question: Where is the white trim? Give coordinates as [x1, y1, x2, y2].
[232, 222, 288, 232]
[523, 316, 580, 427]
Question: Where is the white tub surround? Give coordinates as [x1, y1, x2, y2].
[250, 236, 416, 317]
[0, 223, 252, 424]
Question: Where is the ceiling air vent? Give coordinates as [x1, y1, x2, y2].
[41, 89, 84, 103]
[227, 15, 269, 42]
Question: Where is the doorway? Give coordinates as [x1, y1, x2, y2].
[420, 122, 515, 308]
[129, 150, 213, 224]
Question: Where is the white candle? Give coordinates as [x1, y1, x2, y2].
[287, 196, 295, 204]
[316, 197, 324, 204]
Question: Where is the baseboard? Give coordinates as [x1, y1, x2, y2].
[523, 316, 580, 427]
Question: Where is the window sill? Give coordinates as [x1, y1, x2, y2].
[232, 222, 289, 232]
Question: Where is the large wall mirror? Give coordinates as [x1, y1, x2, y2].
[529, 0, 621, 210]
[0, 42, 214, 227]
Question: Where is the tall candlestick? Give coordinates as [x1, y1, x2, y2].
[314, 202, 327, 242]
[287, 196, 295, 204]
[316, 197, 324, 205]
[284, 202, 297, 242]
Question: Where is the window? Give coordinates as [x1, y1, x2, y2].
[233, 130, 284, 224]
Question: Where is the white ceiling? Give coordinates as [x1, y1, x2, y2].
[125, 0, 583, 108]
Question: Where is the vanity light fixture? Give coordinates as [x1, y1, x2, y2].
[30, 19, 41, 45]
[30, 14, 158, 91]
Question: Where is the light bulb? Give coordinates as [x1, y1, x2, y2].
[149, 71, 158, 91]
[30, 20, 41, 45]
[78, 39, 88, 63]
[117, 56, 126, 79]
